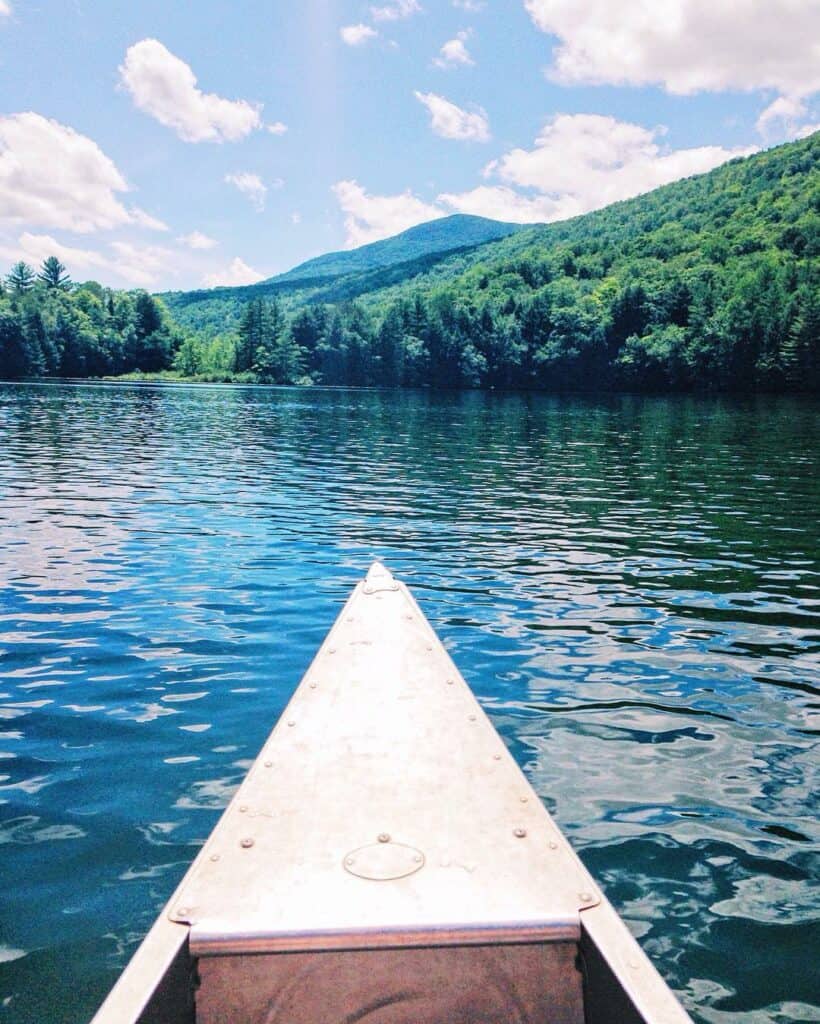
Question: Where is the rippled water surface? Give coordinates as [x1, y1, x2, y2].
[0, 381, 818, 1023]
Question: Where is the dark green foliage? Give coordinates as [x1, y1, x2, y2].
[3, 134, 819, 392]
[38, 256, 71, 290]
[6, 261, 35, 294]
[155, 132, 819, 394]
[0, 261, 185, 381]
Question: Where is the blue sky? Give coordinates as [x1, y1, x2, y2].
[0, 0, 817, 290]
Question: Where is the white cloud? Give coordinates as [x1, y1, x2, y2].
[795, 122, 820, 140]
[119, 39, 264, 143]
[331, 112, 755, 243]
[129, 207, 169, 231]
[332, 179, 444, 247]
[225, 172, 268, 211]
[0, 232, 176, 287]
[267, 121, 288, 135]
[414, 90, 490, 141]
[341, 24, 378, 46]
[487, 114, 753, 212]
[438, 185, 568, 222]
[371, 0, 421, 21]
[203, 257, 264, 288]
[524, 0, 820, 98]
[0, 2, 11, 16]
[0, 233, 107, 276]
[178, 231, 217, 250]
[0, 113, 138, 233]
[435, 31, 474, 68]
[453, 0, 485, 10]
[108, 241, 176, 287]
[756, 95, 819, 140]
[291, 212, 302, 225]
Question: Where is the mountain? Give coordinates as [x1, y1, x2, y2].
[2, 134, 816, 392]
[160, 215, 525, 336]
[268, 215, 525, 284]
[155, 132, 818, 394]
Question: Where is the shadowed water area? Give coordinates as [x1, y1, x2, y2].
[0, 381, 818, 1024]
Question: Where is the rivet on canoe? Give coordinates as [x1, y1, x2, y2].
[413, 854, 423, 863]
[520, 796, 528, 803]
[176, 907, 189, 917]
[377, 833, 391, 843]
[468, 715, 476, 722]
[446, 678, 454, 685]
[328, 648, 336, 654]
[628, 960, 641, 971]
[210, 854, 220, 862]
[493, 753, 502, 761]
[513, 828, 527, 838]
[240, 838, 254, 849]
[264, 760, 272, 768]
[426, 644, 433, 651]
[345, 857, 355, 866]
[288, 720, 295, 727]
[239, 805, 247, 813]
[404, 615, 413, 621]
[309, 683, 317, 689]
[580, 891, 593, 903]
[548, 840, 558, 850]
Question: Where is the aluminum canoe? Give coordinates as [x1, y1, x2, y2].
[92, 562, 693, 1024]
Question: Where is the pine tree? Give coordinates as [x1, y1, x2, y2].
[236, 299, 264, 373]
[376, 306, 405, 386]
[6, 261, 35, 294]
[38, 256, 71, 290]
[782, 286, 820, 391]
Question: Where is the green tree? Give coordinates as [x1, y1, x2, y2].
[6, 261, 35, 294]
[133, 292, 173, 371]
[0, 311, 38, 376]
[38, 256, 71, 290]
[174, 335, 203, 377]
[236, 299, 264, 373]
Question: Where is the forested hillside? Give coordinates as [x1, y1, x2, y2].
[160, 214, 525, 338]
[1, 133, 818, 392]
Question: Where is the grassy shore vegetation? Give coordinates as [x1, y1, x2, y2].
[2, 133, 818, 392]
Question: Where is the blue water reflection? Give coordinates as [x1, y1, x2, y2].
[0, 382, 818, 1023]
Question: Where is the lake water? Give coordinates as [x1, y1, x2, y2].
[0, 381, 818, 1024]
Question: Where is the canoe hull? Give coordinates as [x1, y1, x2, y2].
[92, 564, 692, 1024]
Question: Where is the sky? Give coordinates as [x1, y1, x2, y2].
[0, 0, 818, 291]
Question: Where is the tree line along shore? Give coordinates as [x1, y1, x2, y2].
[1, 133, 818, 393]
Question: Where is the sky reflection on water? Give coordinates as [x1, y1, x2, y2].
[0, 381, 818, 1023]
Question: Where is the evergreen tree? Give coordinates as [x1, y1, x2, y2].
[0, 311, 34, 377]
[6, 261, 35, 294]
[236, 299, 264, 373]
[38, 256, 71, 290]
[376, 306, 406, 386]
[782, 285, 820, 391]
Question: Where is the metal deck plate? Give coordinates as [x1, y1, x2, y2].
[172, 564, 599, 955]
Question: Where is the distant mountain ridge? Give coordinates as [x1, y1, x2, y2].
[160, 215, 525, 318]
[159, 214, 528, 337]
[266, 214, 525, 286]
